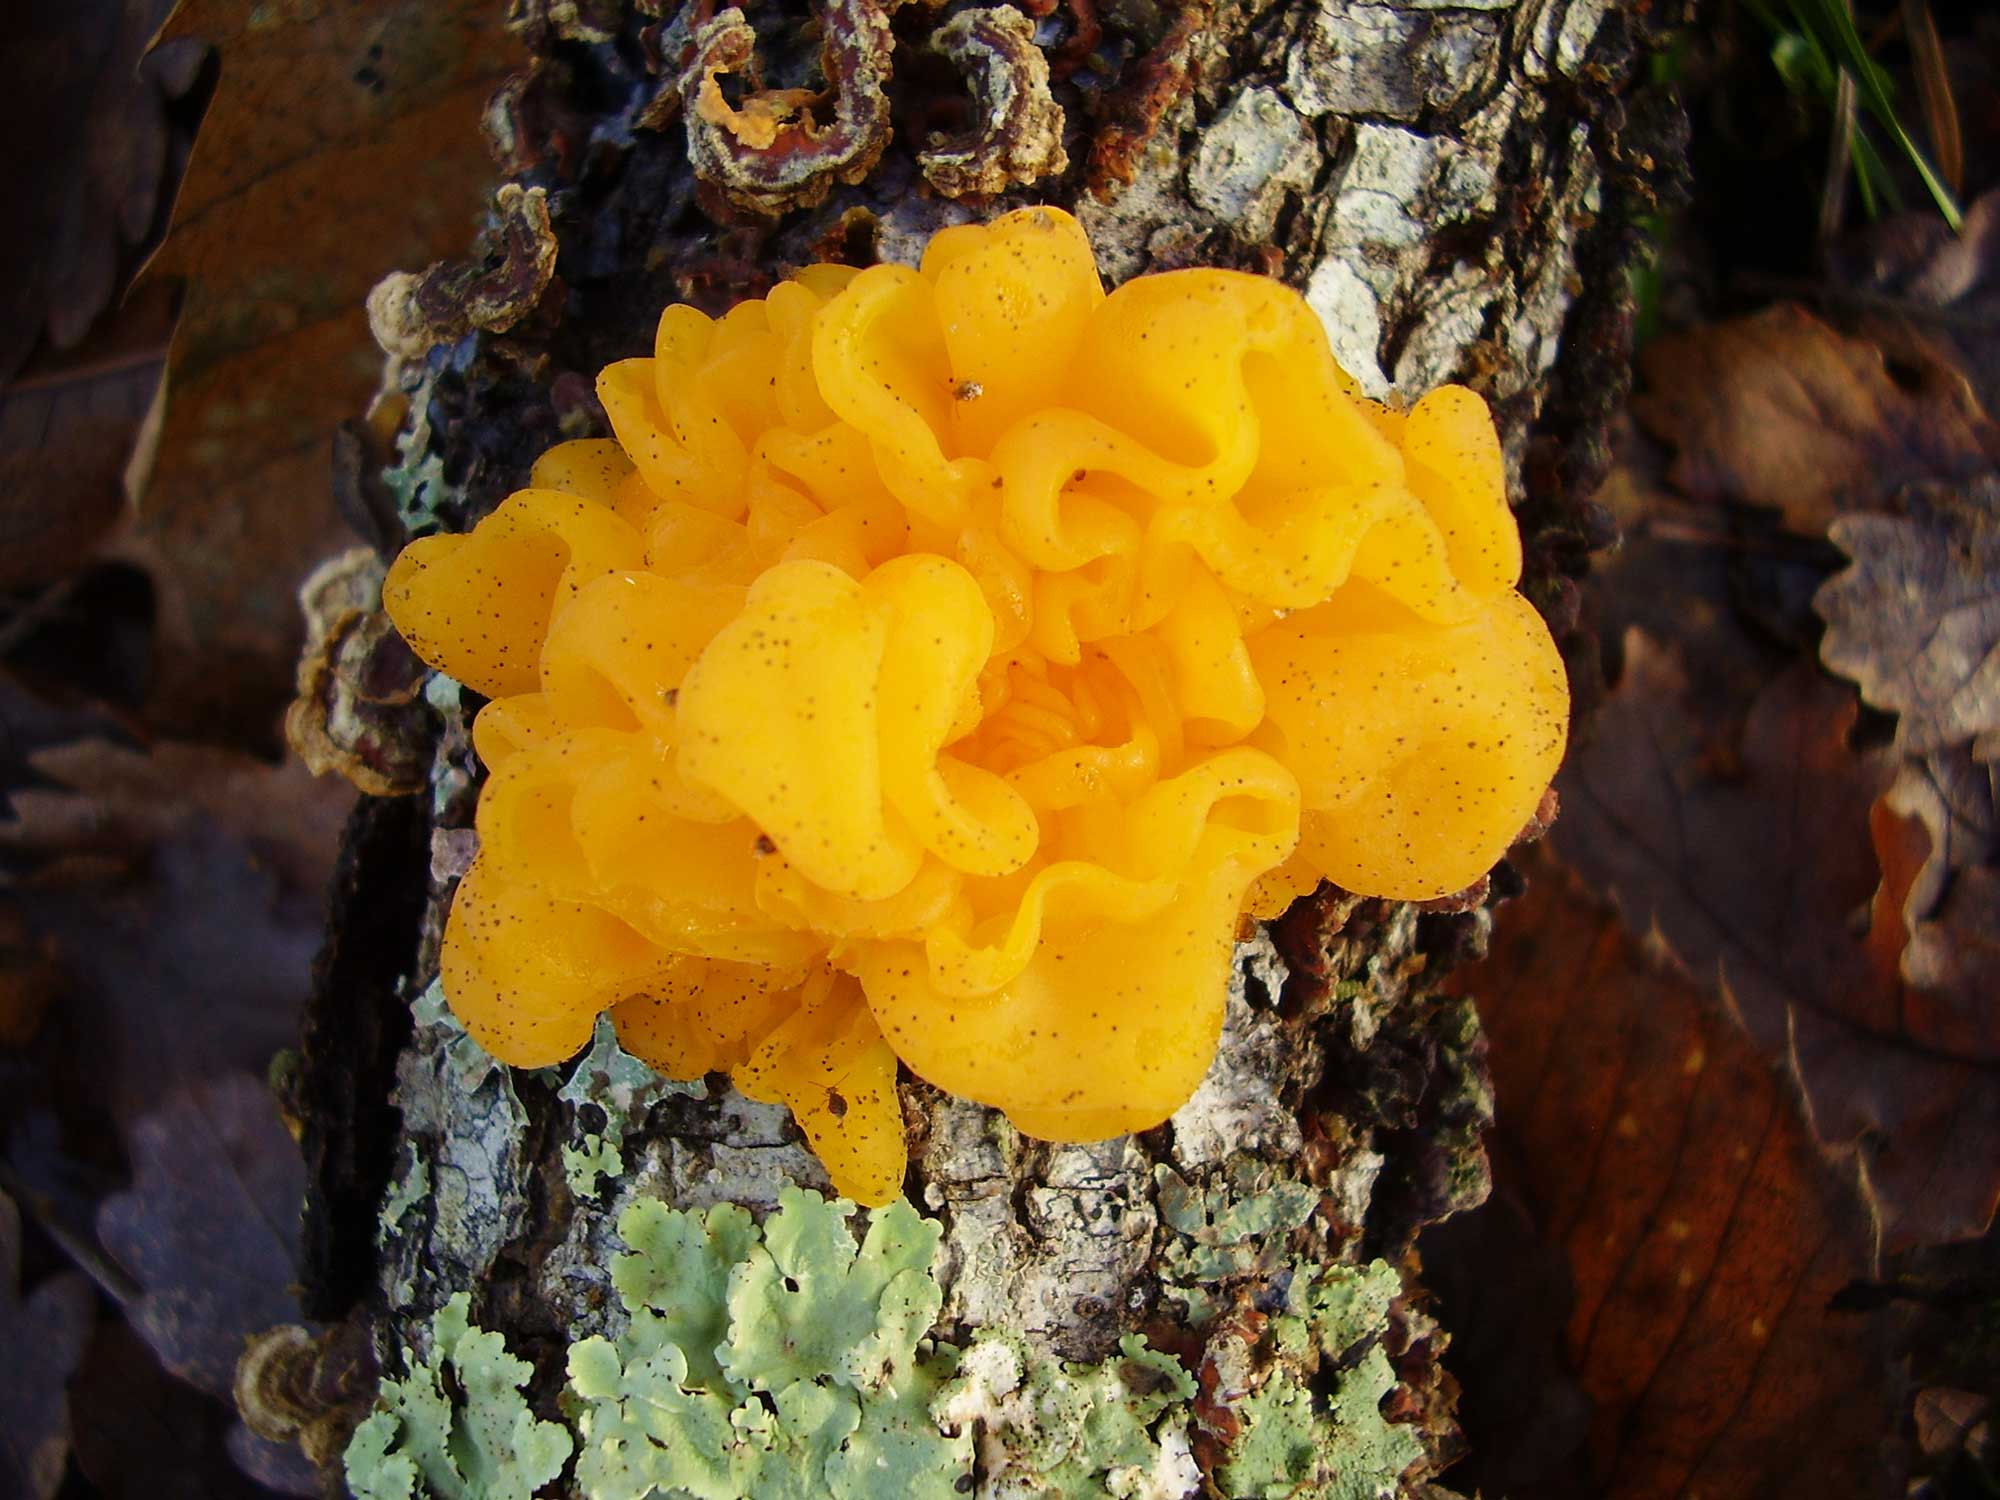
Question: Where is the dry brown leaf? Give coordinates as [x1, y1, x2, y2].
[1451, 853, 1899, 1499]
[97, 1072, 309, 1398]
[1833, 187, 2000, 421]
[0, 279, 176, 594]
[4, 737, 351, 894]
[0, 0, 185, 384]
[0, 1190, 95, 1500]
[134, 0, 516, 741]
[70, 1321, 268, 1500]
[1555, 632, 2000, 1248]
[1817, 476, 2000, 756]
[0, 739, 350, 1125]
[1632, 303, 1998, 535]
[1875, 752, 2000, 1058]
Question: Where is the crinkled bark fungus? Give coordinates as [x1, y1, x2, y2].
[382, 206, 1566, 1206]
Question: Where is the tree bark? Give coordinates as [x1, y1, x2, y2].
[297, 0, 1678, 1491]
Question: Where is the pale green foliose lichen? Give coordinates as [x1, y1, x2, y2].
[1155, 1155, 1325, 1326]
[934, 1330, 1200, 1499]
[549, 1013, 700, 1201]
[345, 1292, 574, 1500]
[1156, 1158, 1320, 1284]
[1216, 1261, 1423, 1500]
[563, 1133, 622, 1200]
[378, 1155, 431, 1235]
[347, 1188, 1426, 1500]
[385, 370, 456, 534]
[566, 1186, 969, 1499]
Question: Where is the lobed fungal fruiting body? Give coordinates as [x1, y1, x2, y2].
[383, 207, 1567, 1206]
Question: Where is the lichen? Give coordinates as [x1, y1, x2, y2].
[566, 1187, 970, 1498]
[935, 1330, 1200, 1498]
[377, 1154, 430, 1236]
[344, 1292, 574, 1500]
[1213, 1262, 1421, 1500]
[1158, 1160, 1320, 1291]
[382, 980, 531, 1302]
[352, 1177, 1428, 1500]
[551, 1013, 704, 1197]
[1219, 1344, 1416, 1500]
[562, 1133, 622, 1199]
[381, 373, 456, 536]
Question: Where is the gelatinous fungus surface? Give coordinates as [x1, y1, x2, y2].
[383, 207, 1566, 1204]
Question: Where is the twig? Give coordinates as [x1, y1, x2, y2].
[0, 1156, 139, 1306]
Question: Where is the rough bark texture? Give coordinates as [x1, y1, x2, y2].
[300, 0, 1678, 1491]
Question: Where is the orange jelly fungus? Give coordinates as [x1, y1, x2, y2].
[383, 206, 1567, 1206]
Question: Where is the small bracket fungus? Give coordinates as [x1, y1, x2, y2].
[919, 7, 1070, 198]
[366, 185, 559, 361]
[681, 0, 902, 217]
[383, 207, 1567, 1205]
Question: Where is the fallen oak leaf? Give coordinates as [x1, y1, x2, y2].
[0, 0, 189, 384]
[70, 1321, 268, 1500]
[1817, 475, 2000, 757]
[0, 741, 348, 1126]
[0, 278, 176, 595]
[0, 1189, 95, 1500]
[1588, 422, 2000, 1080]
[1449, 851, 1900, 1499]
[1414, 1191, 1593, 1494]
[132, 0, 516, 742]
[1875, 803, 2000, 1064]
[97, 1071, 311, 1398]
[2, 736, 350, 895]
[1555, 631, 2000, 1248]
[1632, 303, 1998, 537]
[1870, 745, 1999, 1037]
[1831, 187, 2000, 422]
[1877, 741, 1997, 920]
[6, 826, 322, 1131]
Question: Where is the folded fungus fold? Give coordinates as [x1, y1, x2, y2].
[383, 207, 1567, 1205]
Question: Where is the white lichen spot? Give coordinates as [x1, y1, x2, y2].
[1391, 262, 1494, 395]
[1333, 125, 1440, 250]
[1286, 0, 1504, 120]
[1107, 1416, 1201, 1499]
[429, 826, 479, 883]
[1170, 933, 1302, 1167]
[1187, 88, 1315, 240]
[1557, 0, 1609, 72]
[938, 1336, 1026, 1433]
[1305, 257, 1392, 399]
[1075, 98, 1197, 284]
[1329, 1144, 1386, 1231]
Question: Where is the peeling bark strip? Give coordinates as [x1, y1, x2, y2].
[300, 0, 1675, 1493]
